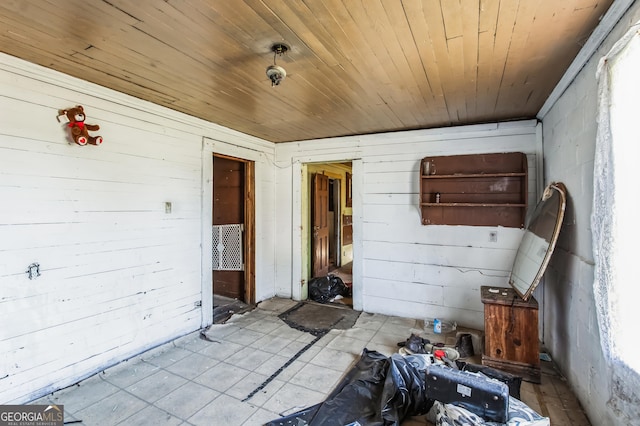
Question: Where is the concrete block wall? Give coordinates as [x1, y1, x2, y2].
[539, 2, 640, 424]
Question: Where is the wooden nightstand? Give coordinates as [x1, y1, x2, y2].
[481, 286, 541, 383]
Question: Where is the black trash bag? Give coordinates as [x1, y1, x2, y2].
[264, 349, 388, 426]
[455, 360, 523, 400]
[308, 274, 351, 304]
[380, 354, 434, 423]
[265, 349, 433, 426]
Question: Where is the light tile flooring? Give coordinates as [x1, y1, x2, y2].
[33, 298, 590, 425]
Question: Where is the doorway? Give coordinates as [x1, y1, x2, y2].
[212, 154, 255, 321]
[309, 162, 353, 307]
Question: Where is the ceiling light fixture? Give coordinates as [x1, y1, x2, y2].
[266, 43, 288, 87]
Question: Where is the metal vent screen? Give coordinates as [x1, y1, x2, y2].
[212, 224, 244, 271]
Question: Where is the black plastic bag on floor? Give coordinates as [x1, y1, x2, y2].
[264, 349, 433, 426]
[308, 274, 351, 304]
[380, 353, 434, 423]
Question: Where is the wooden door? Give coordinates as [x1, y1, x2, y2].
[312, 173, 330, 277]
[213, 156, 245, 301]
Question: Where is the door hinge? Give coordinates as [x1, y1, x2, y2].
[194, 300, 202, 307]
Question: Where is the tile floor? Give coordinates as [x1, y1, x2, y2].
[32, 298, 591, 425]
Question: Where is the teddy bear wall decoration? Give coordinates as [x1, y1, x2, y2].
[57, 105, 103, 146]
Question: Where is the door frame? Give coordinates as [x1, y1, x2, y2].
[201, 138, 256, 327]
[297, 160, 362, 310]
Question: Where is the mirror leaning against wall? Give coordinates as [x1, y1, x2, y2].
[509, 182, 567, 300]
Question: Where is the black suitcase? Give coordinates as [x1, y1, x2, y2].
[456, 360, 522, 400]
[425, 365, 509, 423]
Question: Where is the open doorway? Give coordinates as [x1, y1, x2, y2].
[211, 154, 255, 322]
[308, 162, 353, 308]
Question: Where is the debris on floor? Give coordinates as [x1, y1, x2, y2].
[30, 297, 587, 425]
[425, 363, 509, 423]
[397, 333, 460, 367]
[429, 396, 549, 426]
[265, 331, 548, 426]
[265, 349, 433, 426]
[456, 361, 522, 400]
[539, 352, 552, 362]
[308, 274, 351, 304]
[455, 333, 475, 358]
[212, 295, 253, 323]
[425, 318, 457, 334]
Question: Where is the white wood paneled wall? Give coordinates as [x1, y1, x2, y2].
[0, 54, 276, 403]
[275, 121, 538, 328]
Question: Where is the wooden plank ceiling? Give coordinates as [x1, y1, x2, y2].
[0, 0, 612, 143]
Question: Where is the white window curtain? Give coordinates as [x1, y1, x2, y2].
[593, 22, 640, 374]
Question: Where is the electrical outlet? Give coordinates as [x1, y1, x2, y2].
[489, 231, 497, 242]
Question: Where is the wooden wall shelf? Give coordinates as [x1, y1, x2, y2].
[420, 152, 528, 227]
